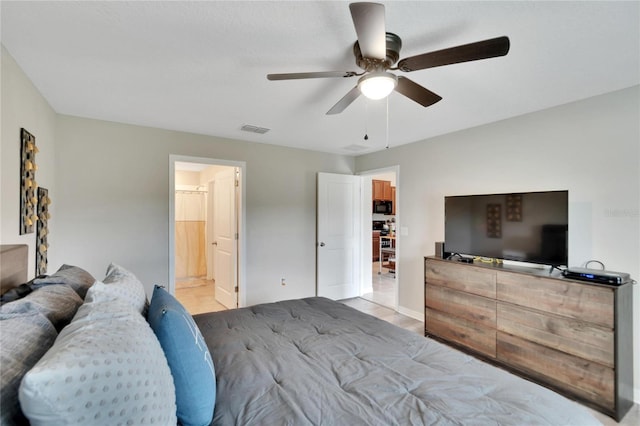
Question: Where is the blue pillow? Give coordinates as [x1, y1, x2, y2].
[148, 286, 215, 426]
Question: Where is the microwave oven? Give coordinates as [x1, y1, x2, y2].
[373, 200, 393, 214]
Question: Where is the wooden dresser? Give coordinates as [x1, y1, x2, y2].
[424, 256, 634, 420]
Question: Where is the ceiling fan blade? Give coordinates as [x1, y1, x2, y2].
[395, 77, 442, 107]
[326, 86, 361, 115]
[267, 71, 359, 81]
[349, 2, 386, 60]
[397, 36, 510, 72]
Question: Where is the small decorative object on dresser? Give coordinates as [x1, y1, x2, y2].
[424, 256, 634, 421]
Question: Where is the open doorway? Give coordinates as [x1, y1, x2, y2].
[169, 155, 246, 315]
[359, 168, 398, 310]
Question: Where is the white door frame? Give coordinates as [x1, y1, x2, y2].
[169, 155, 247, 308]
[357, 165, 400, 311]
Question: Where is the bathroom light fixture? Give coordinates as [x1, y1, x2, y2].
[358, 72, 397, 100]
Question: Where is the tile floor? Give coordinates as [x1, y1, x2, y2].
[341, 296, 423, 334]
[175, 277, 227, 315]
[361, 261, 396, 308]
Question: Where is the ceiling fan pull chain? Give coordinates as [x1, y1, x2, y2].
[364, 100, 369, 141]
[385, 97, 390, 149]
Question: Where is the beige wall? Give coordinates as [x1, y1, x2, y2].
[355, 85, 640, 401]
[1, 47, 57, 277]
[175, 170, 201, 187]
[52, 115, 354, 306]
[1, 46, 354, 304]
[199, 165, 229, 187]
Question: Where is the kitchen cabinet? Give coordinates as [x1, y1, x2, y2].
[372, 180, 392, 201]
[391, 186, 396, 214]
[372, 231, 380, 261]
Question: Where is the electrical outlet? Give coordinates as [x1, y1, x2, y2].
[281, 278, 286, 286]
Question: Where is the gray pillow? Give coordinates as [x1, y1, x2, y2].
[0, 311, 57, 424]
[32, 264, 96, 299]
[1, 284, 83, 331]
[0, 283, 33, 305]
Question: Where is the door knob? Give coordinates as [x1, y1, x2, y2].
[319, 242, 325, 247]
[212, 241, 218, 246]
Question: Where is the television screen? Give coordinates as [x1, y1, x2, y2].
[445, 190, 568, 266]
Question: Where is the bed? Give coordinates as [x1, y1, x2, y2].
[0, 251, 603, 425]
[195, 297, 601, 425]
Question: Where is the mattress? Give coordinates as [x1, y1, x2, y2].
[194, 297, 601, 425]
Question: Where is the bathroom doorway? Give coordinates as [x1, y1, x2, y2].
[169, 156, 246, 315]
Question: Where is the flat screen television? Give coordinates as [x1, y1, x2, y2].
[444, 190, 568, 266]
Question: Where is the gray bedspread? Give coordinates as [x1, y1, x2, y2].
[194, 297, 601, 426]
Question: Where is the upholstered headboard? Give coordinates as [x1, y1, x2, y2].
[0, 244, 28, 295]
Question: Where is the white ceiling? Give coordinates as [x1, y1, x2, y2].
[2, 1, 638, 156]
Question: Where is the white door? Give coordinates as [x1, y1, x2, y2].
[317, 172, 361, 300]
[206, 180, 215, 280]
[213, 168, 237, 309]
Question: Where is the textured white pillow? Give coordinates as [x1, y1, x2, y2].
[19, 299, 177, 425]
[86, 263, 146, 314]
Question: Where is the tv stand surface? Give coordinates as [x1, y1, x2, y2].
[424, 256, 634, 421]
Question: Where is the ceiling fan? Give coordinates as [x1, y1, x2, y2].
[267, 2, 510, 115]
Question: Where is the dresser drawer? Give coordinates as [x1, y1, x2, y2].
[497, 302, 613, 367]
[427, 285, 496, 328]
[426, 308, 496, 358]
[496, 271, 614, 328]
[497, 332, 615, 411]
[426, 259, 496, 298]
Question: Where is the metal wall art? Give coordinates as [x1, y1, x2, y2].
[20, 129, 38, 234]
[486, 203, 502, 238]
[36, 187, 51, 276]
[506, 193, 523, 221]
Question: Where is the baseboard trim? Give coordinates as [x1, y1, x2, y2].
[398, 305, 424, 322]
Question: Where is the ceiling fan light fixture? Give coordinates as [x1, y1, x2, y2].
[358, 72, 397, 100]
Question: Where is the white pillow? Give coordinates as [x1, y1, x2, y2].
[85, 263, 146, 313]
[19, 298, 177, 425]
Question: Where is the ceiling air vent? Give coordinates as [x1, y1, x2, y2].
[241, 124, 270, 134]
[343, 144, 368, 152]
